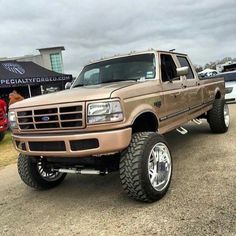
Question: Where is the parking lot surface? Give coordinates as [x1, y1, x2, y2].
[0, 105, 235, 236]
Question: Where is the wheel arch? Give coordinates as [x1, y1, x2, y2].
[131, 110, 159, 133]
[214, 88, 222, 99]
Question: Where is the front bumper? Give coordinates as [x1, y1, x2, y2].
[225, 98, 236, 104]
[12, 128, 132, 157]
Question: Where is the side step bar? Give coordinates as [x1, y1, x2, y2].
[176, 127, 188, 135]
[192, 118, 202, 125]
[176, 119, 202, 135]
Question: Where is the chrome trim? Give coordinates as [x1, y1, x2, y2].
[16, 102, 85, 131]
[148, 142, 172, 191]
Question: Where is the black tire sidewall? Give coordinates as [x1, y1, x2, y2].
[208, 99, 229, 133]
[18, 155, 66, 190]
[30, 158, 66, 189]
[217, 100, 229, 130]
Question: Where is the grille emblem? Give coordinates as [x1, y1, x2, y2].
[41, 116, 50, 121]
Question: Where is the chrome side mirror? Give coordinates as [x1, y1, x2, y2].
[65, 82, 72, 90]
[177, 66, 189, 77]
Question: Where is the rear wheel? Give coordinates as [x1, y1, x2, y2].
[17, 154, 66, 190]
[0, 132, 5, 142]
[120, 132, 172, 202]
[208, 99, 230, 133]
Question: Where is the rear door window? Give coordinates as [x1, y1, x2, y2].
[177, 56, 194, 79]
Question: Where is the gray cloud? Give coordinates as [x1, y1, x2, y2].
[0, 0, 236, 75]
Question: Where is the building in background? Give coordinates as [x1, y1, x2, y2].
[0, 46, 65, 73]
[0, 60, 72, 104]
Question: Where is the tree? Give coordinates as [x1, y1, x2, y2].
[194, 65, 203, 72]
[201, 57, 236, 70]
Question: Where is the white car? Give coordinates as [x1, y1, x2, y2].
[220, 71, 236, 103]
[225, 81, 236, 103]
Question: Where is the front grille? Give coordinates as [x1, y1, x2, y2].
[16, 103, 85, 131]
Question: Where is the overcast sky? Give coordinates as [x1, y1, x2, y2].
[0, 0, 235, 75]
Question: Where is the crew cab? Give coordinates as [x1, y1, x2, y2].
[9, 50, 229, 202]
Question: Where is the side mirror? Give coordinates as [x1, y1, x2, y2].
[65, 82, 72, 90]
[177, 66, 189, 77]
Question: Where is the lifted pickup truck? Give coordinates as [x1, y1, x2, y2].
[9, 50, 229, 202]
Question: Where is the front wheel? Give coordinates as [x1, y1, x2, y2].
[17, 154, 66, 190]
[120, 132, 172, 202]
[208, 99, 230, 133]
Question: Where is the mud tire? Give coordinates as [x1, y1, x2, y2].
[17, 154, 66, 190]
[208, 99, 229, 133]
[120, 132, 172, 202]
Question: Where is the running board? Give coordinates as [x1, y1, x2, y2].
[176, 127, 188, 135]
[52, 168, 108, 175]
[192, 118, 202, 125]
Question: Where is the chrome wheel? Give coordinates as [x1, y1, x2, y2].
[148, 142, 172, 192]
[224, 104, 230, 127]
[37, 161, 63, 182]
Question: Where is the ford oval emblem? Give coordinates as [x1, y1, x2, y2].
[41, 116, 50, 121]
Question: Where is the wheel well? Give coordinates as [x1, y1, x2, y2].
[215, 91, 221, 99]
[132, 112, 158, 133]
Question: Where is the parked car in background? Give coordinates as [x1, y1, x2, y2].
[214, 71, 236, 103]
[198, 68, 218, 78]
[0, 99, 8, 142]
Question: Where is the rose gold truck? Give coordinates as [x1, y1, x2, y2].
[9, 50, 230, 202]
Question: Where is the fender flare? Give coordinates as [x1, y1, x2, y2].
[131, 109, 160, 130]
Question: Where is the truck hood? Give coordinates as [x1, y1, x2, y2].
[10, 81, 136, 109]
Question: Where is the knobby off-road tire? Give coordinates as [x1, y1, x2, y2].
[0, 132, 5, 142]
[17, 154, 66, 190]
[120, 132, 172, 202]
[208, 99, 230, 133]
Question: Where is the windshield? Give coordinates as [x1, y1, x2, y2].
[72, 53, 156, 87]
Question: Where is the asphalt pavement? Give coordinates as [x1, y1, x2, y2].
[0, 105, 235, 236]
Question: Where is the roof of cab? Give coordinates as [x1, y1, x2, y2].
[86, 49, 187, 66]
[157, 50, 187, 56]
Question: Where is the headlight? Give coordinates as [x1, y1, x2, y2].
[87, 101, 123, 124]
[8, 111, 17, 129]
